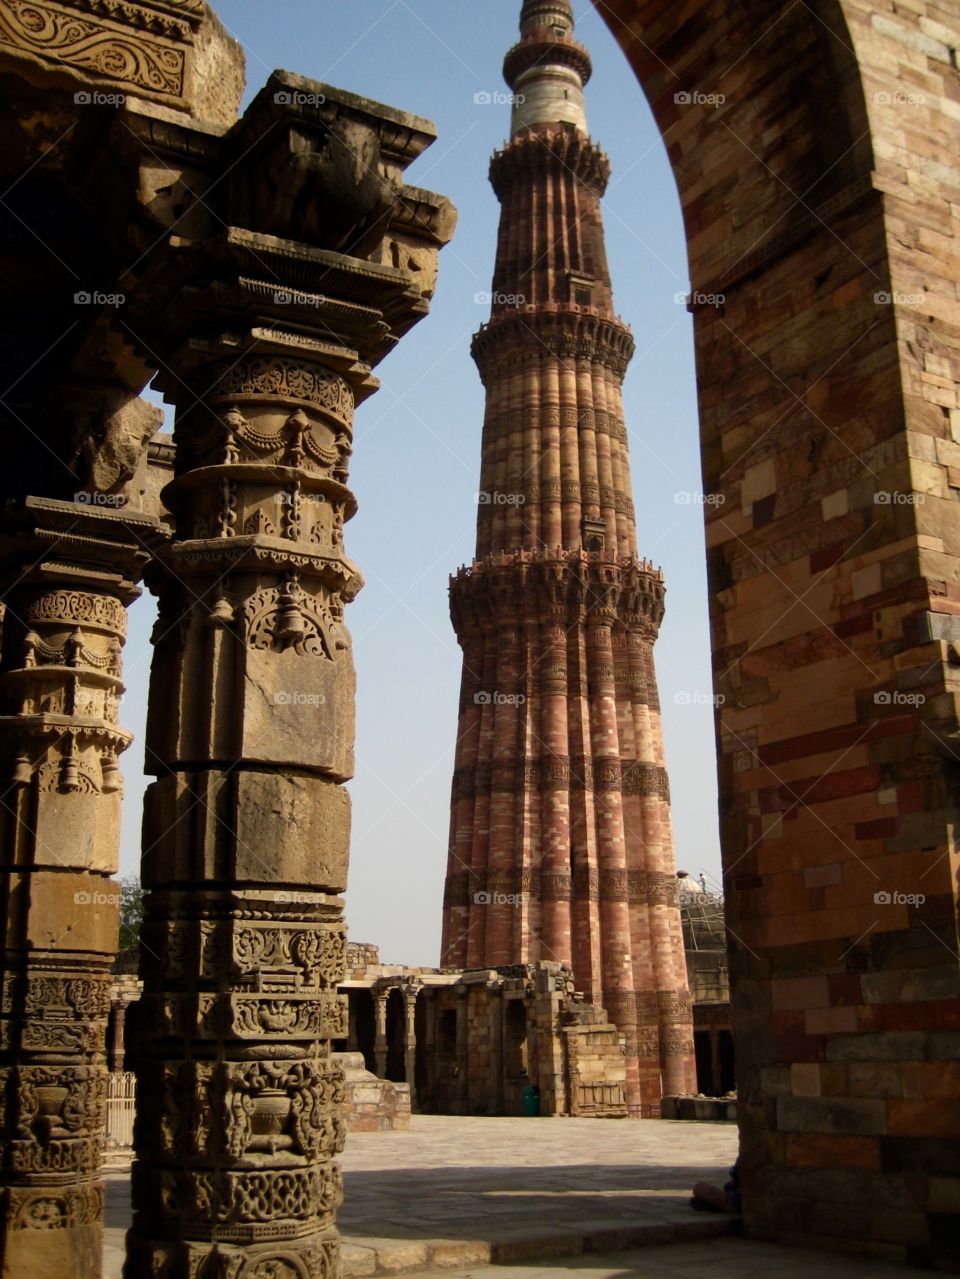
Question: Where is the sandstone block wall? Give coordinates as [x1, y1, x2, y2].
[599, 0, 960, 1264]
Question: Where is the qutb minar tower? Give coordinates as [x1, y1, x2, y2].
[441, 0, 696, 1115]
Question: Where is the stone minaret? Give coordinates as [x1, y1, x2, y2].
[441, 0, 696, 1115]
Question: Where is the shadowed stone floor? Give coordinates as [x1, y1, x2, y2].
[402, 1238, 934, 1279]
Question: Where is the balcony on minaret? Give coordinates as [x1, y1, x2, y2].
[506, 0, 591, 136]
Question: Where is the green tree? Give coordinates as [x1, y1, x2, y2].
[119, 875, 144, 951]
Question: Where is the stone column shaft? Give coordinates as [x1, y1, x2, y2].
[122, 80, 454, 1275]
[0, 502, 151, 1279]
[403, 992, 417, 1108]
[374, 994, 389, 1080]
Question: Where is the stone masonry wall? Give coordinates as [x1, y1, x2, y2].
[599, 0, 960, 1266]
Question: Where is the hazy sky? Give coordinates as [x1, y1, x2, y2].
[121, 0, 722, 965]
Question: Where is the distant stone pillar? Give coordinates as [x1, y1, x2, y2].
[455, 985, 469, 1112]
[402, 988, 418, 1108]
[374, 992, 389, 1079]
[420, 992, 437, 1109]
[110, 1002, 129, 1074]
[488, 986, 504, 1115]
[0, 501, 148, 1279]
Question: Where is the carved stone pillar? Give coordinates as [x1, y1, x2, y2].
[373, 992, 389, 1080]
[117, 79, 453, 1279]
[402, 988, 418, 1110]
[110, 1002, 129, 1074]
[421, 992, 437, 1110]
[127, 331, 363, 1276]
[0, 501, 151, 1278]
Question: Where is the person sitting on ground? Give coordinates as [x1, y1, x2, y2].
[690, 1156, 741, 1213]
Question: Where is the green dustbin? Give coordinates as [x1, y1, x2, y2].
[522, 1084, 541, 1116]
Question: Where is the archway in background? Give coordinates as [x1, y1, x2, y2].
[596, 0, 960, 1265]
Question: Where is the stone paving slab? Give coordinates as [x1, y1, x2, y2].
[103, 1115, 739, 1278]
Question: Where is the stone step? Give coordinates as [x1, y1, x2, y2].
[342, 1215, 735, 1276]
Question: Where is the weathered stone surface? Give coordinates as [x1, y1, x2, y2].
[335, 1052, 410, 1132]
[232, 771, 351, 891]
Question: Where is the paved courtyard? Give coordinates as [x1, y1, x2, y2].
[102, 1115, 927, 1278]
[105, 1115, 735, 1276]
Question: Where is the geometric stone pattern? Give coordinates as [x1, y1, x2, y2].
[441, 0, 696, 1117]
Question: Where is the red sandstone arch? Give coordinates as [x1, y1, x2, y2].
[597, 0, 960, 1265]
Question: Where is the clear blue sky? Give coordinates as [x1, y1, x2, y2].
[122, 0, 722, 965]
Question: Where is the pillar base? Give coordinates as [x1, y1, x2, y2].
[2, 1185, 102, 1279]
[123, 1228, 339, 1278]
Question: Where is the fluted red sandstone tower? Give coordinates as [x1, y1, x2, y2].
[441, 0, 696, 1115]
